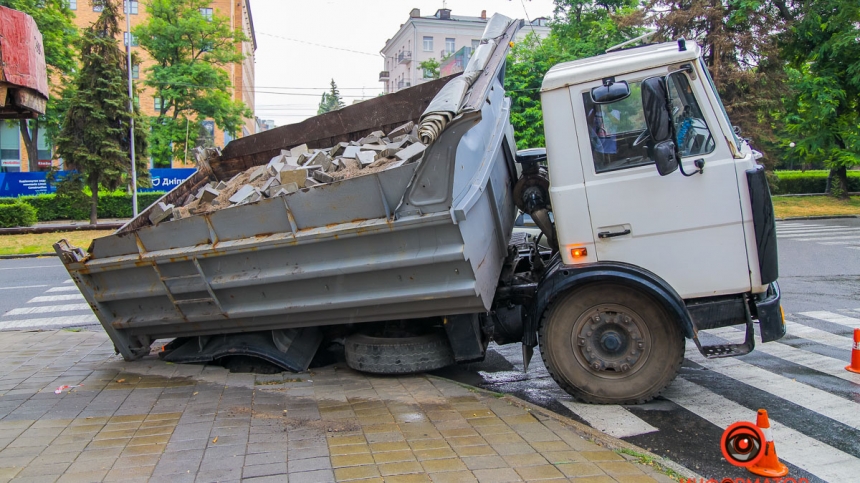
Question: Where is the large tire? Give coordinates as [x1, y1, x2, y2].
[344, 332, 455, 374]
[539, 283, 684, 404]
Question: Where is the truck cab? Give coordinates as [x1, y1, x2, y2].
[508, 39, 784, 403]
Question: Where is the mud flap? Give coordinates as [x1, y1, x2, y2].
[160, 327, 323, 372]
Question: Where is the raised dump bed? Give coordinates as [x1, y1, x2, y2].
[56, 18, 521, 364]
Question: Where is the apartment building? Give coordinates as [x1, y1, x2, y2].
[0, 0, 256, 172]
[379, 8, 550, 94]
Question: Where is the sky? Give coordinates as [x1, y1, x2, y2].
[251, 0, 556, 127]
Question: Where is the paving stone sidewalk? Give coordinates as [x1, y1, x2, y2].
[0, 330, 680, 483]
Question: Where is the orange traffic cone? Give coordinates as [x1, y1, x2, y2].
[748, 409, 788, 478]
[847, 328, 860, 374]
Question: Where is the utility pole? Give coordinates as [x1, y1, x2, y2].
[125, 2, 138, 217]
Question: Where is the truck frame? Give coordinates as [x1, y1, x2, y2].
[56, 17, 785, 404]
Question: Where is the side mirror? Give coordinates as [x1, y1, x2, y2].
[641, 76, 679, 176]
[591, 80, 630, 104]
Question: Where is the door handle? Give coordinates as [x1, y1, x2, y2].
[598, 229, 631, 239]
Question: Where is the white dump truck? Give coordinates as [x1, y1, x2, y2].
[56, 16, 784, 404]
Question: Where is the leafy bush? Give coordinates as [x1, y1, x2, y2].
[0, 202, 38, 228]
[0, 192, 166, 221]
[772, 170, 860, 195]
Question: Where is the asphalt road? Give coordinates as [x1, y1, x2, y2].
[0, 218, 858, 481]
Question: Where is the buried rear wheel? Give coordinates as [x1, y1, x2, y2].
[344, 332, 455, 374]
[539, 283, 684, 404]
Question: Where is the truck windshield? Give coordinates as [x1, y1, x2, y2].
[666, 72, 716, 157]
[583, 81, 653, 173]
[700, 58, 741, 148]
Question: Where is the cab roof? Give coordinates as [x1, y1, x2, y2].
[541, 41, 702, 92]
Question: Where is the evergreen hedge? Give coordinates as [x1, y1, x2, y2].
[772, 170, 860, 195]
[0, 192, 165, 222]
[0, 202, 38, 228]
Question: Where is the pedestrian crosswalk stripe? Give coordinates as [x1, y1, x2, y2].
[0, 314, 97, 329]
[45, 286, 79, 293]
[27, 294, 84, 303]
[777, 226, 852, 232]
[793, 235, 860, 242]
[817, 241, 860, 245]
[664, 378, 860, 481]
[801, 311, 860, 329]
[778, 229, 860, 237]
[706, 326, 860, 383]
[63, 279, 74, 284]
[784, 320, 853, 349]
[3, 304, 91, 316]
[685, 344, 860, 431]
[558, 400, 658, 438]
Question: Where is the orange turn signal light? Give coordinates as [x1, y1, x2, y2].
[571, 247, 587, 258]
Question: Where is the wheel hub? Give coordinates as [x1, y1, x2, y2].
[575, 308, 647, 373]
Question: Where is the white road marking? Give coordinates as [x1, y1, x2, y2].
[45, 286, 79, 293]
[27, 294, 85, 303]
[0, 265, 63, 271]
[664, 378, 860, 481]
[63, 279, 74, 284]
[3, 304, 91, 316]
[793, 235, 860, 242]
[800, 311, 860, 329]
[777, 225, 850, 232]
[778, 229, 860, 237]
[705, 326, 860, 383]
[685, 347, 860, 431]
[558, 400, 658, 438]
[0, 314, 98, 329]
[0, 285, 48, 290]
[784, 320, 853, 349]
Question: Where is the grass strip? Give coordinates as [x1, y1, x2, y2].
[0, 230, 115, 256]
[772, 195, 860, 219]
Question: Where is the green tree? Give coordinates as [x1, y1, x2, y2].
[317, 79, 345, 114]
[0, 0, 77, 172]
[779, 0, 860, 198]
[419, 58, 441, 80]
[552, 0, 643, 58]
[134, 0, 251, 167]
[55, 0, 148, 224]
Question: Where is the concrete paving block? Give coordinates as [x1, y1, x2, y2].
[215, 181, 228, 190]
[280, 168, 311, 187]
[266, 185, 284, 198]
[385, 160, 406, 170]
[249, 165, 268, 182]
[305, 152, 332, 172]
[305, 178, 321, 188]
[282, 182, 300, 194]
[356, 151, 375, 167]
[148, 202, 175, 225]
[260, 177, 280, 194]
[360, 134, 381, 145]
[199, 186, 219, 204]
[371, 130, 386, 139]
[330, 142, 348, 157]
[395, 142, 426, 163]
[387, 121, 414, 139]
[229, 185, 256, 204]
[182, 194, 196, 206]
[342, 146, 361, 158]
[249, 192, 263, 203]
[268, 154, 285, 167]
[283, 157, 301, 169]
[313, 170, 335, 184]
[390, 134, 408, 143]
[290, 144, 309, 158]
[267, 163, 285, 177]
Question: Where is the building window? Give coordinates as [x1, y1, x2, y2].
[423, 36, 433, 52]
[93, 3, 102, 12]
[124, 0, 138, 14]
[200, 7, 213, 20]
[445, 38, 455, 54]
[36, 127, 52, 166]
[154, 97, 163, 111]
[124, 32, 138, 47]
[472, 39, 480, 51]
[68, 0, 76, 10]
[0, 123, 21, 172]
[131, 64, 139, 79]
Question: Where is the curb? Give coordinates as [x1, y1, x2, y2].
[0, 224, 123, 235]
[776, 215, 859, 221]
[0, 253, 57, 259]
[428, 375, 700, 481]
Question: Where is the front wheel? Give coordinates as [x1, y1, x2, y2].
[539, 283, 684, 404]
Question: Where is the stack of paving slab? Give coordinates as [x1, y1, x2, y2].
[148, 122, 424, 225]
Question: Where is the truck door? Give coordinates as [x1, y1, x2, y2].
[572, 69, 751, 299]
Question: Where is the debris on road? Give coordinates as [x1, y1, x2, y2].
[54, 384, 83, 394]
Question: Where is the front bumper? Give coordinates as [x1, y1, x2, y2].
[755, 282, 784, 343]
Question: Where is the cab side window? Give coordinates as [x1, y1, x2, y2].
[583, 81, 654, 174]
